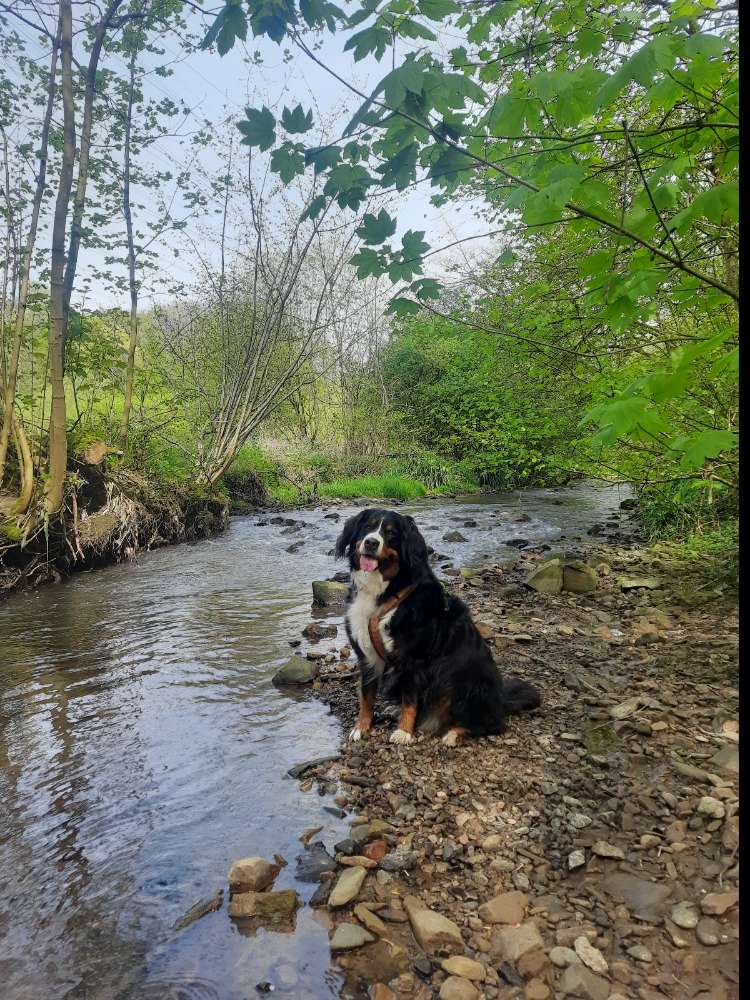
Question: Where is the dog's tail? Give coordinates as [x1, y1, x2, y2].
[502, 675, 541, 714]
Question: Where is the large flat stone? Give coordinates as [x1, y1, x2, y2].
[404, 894, 464, 956]
[228, 889, 299, 924]
[490, 921, 544, 963]
[312, 580, 349, 607]
[329, 866, 367, 908]
[478, 890, 528, 925]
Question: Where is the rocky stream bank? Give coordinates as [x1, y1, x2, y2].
[265, 529, 739, 999]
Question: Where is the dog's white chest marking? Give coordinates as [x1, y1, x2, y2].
[348, 569, 392, 672]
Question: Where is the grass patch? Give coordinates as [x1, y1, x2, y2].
[319, 475, 427, 501]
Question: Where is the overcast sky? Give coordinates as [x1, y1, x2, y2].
[5, 10, 494, 309]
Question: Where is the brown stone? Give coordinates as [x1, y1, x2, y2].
[479, 890, 529, 925]
[228, 857, 279, 893]
[490, 921, 545, 963]
[404, 895, 464, 955]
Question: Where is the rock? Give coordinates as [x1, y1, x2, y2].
[568, 850, 586, 870]
[441, 956, 486, 981]
[481, 835, 503, 851]
[296, 842, 338, 882]
[339, 855, 378, 869]
[302, 622, 337, 640]
[517, 947, 549, 980]
[312, 580, 349, 607]
[439, 977, 479, 1000]
[696, 917, 721, 946]
[609, 696, 642, 720]
[568, 813, 592, 831]
[404, 895, 464, 955]
[379, 847, 417, 872]
[670, 901, 700, 929]
[329, 866, 367, 907]
[355, 903, 388, 936]
[443, 531, 468, 542]
[525, 559, 563, 595]
[627, 944, 652, 963]
[696, 796, 726, 819]
[664, 918, 691, 948]
[525, 979, 550, 1000]
[507, 538, 530, 548]
[602, 872, 673, 922]
[272, 656, 318, 685]
[478, 890, 528, 925]
[700, 890, 738, 916]
[490, 921, 544, 963]
[363, 840, 389, 863]
[172, 888, 224, 932]
[330, 923, 375, 950]
[228, 889, 299, 923]
[558, 964, 610, 1000]
[562, 561, 598, 594]
[549, 946, 581, 968]
[352, 819, 394, 845]
[228, 857, 279, 893]
[574, 936, 608, 974]
[591, 841, 625, 860]
[287, 755, 339, 779]
[370, 986, 396, 1000]
[710, 746, 739, 774]
[618, 575, 661, 590]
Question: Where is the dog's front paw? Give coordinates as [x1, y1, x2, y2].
[349, 726, 365, 742]
[441, 729, 461, 747]
[389, 728, 414, 745]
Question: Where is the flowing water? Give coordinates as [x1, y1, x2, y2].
[0, 483, 628, 999]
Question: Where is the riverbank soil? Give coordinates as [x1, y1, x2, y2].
[308, 541, 739, 999]
[0, 465, 229, 597]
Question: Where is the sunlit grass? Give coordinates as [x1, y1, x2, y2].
[319, 475, 427, 500]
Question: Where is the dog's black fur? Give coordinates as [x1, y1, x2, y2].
[336, 507, 541, 741]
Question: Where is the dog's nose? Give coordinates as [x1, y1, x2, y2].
[363, 537, 379, 553]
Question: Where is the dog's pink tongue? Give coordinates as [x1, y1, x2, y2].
[359, 556, 379, 572]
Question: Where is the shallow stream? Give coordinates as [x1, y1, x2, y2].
[0, 483, 627, 999]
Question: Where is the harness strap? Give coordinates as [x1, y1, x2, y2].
[368, 584, 417, 661]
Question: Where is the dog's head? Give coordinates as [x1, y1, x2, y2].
[335, 508, 428, 580]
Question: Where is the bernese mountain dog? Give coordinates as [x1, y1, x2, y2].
[335, 507, 541, 746]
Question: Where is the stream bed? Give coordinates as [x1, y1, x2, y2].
[0, 483, 628, 999]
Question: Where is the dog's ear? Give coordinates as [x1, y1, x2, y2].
[401, 514, 428, 570]
[335, 510, 369, 559]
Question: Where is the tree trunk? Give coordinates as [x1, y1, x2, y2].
[0, 34, 59, 486]
[61, 0, 123, 353]
[45, 0, 76, 515]
[120, 53, 138, 443]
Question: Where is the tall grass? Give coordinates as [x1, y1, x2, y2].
[319, 475, 427, 500]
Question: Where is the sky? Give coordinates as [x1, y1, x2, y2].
[5, 6, 494, 310]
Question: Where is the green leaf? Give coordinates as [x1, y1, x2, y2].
[418, 0, 460, 19]
[304, 145, 340, 174]
[382, 59, 427, 107]
[685, 33, 726, 59]
[388, 296, 423, 316]
[280, 104, 314, 134]
[522, 179, 576, 226]
[350, 247, 386, 278]
[237, 105, 276, 151]
[410, 277, 441, 300]
[201, 1, 247, 56]
[401, 229, 429, 260]
[270, 143, 305, 184]
[675, 430, 737, 471]
[356, 209, 397, 245]
[344, 25, 390, 61]
[302, 194, 327, 221]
